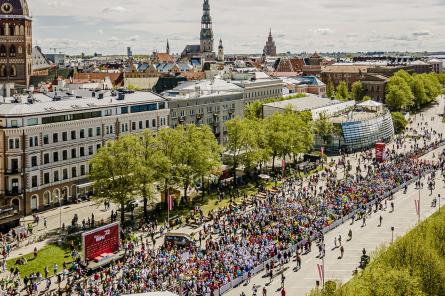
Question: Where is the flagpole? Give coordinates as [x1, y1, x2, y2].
[167, 188, 170, 229]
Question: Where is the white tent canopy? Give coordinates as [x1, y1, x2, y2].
[357, 100, 383, 108]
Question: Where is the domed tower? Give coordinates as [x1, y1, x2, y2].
[217, 39, 224, 62]
[0, 0, 32, 90]
[200, 0, 214, 54]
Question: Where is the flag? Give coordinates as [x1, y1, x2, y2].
[415, 200, 420, 216]
[168, 195, 173, 211]
[317, 263, 324, 284]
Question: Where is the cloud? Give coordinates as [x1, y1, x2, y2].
[412, 31, 431, 37]
[310, 28, 334, 35]
[102, 6, 127, 13]
[127, 35, 140, 42]
[28, 0, 445, 54]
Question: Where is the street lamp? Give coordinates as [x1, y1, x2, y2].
[391, 226, 394, 243]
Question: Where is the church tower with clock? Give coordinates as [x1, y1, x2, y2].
[0, 0, 32, 91]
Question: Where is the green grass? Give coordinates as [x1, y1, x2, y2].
[6, 244, 73, 278]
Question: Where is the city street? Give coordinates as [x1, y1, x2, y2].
[2, 96, 445, 295]
[226, 97, 445, 296]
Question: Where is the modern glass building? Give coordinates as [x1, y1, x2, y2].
[315, 108, 395, 154]
[340, 110, 394, 152]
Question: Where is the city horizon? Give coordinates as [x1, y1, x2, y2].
[30, 0, 445, 55]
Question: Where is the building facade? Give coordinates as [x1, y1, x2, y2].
[164, 78, 283, 143]
[0, 0, 33, 90]
[0, 90, 169, 215]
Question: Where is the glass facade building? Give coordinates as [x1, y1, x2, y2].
[340, 111, 394, 152]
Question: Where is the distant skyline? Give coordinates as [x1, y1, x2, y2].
[30, 0, 445, 55]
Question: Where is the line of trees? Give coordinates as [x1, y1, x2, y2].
[386, 70, 443, 112]
[309, 208, 445, 296]
[225, 109, 314, 184]
[89, 107, 319, 224]
[89, 126, 222, 224]
[327, 81, 370, 102]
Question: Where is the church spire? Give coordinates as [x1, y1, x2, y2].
[200, 0, 214, 54]
[166, 39, 170, 55]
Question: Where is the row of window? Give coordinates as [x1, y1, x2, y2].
[9, 118, 167, 151]
[33, 144, 101, 167]
[0, 24, 31, 37]
[41, 127, 101, 146]
[245, 88, 281, 99]
[34, 165, 88, 187]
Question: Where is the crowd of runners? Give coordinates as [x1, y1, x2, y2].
[1, 113, 445, 296]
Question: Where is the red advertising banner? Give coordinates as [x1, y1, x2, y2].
[82, 222, 120, 261]
[375, 143, 385, 162]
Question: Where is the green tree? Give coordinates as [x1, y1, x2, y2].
[391, 112, 408, 134]
[327, 81, 335, 99]
[314, 113, 334, 146]
[89, 136, 141, 224]
[385, 76, 414, 111]
[412, 75, 428, 109]
[351, 81, 365, 101]
[335, 81, 350, 101]
[174, 125, 221, 202]
[245, 101, 263, 120]
[264, 112, 290, 175]
[157, 127, 182, 205]
[137, 130, 169, 220]
[225, 117, 260, 185]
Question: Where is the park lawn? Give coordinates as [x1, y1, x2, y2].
[6, 244, 72, 278]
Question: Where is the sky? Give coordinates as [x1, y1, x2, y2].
[28, 0, 445, 55]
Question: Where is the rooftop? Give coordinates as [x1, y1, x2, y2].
[0, 90, 166, 117]
[263, 96, 342, 111]
[162, 78, 243, 100]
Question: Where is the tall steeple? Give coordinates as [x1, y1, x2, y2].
[263, 28, 277, 56]
[166, 39, 170, 55]
[200, 0, 214, 54]
[217, 38, 224, 62]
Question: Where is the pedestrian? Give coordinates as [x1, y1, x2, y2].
[281, 273, 285, 288]
[338, 234, 342, 246]
[281, 288, 286, 296]
[53, 263, 58, 275]
[348, 229, 352, 241]
[262, 286, 267, 296]
[379, 215, 383, 227]
[43, 217, 47, 229]
[296, 253, 301, 270]
[340, 245, 344, 259]
[362, 215, 366, 227]
[33, 247, 38, 258]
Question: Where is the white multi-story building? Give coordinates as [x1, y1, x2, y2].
[0, 89, 169, 215]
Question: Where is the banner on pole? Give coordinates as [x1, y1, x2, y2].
[168, 195, 173, 211]
[415, 200, 420, 216]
